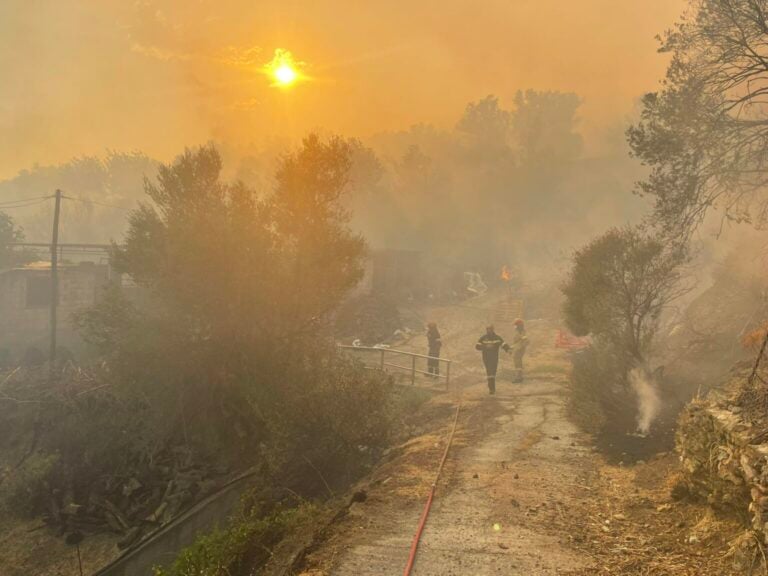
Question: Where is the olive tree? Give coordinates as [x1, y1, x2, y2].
[78, 137, 382, 464]
[562, 227, 689, 364]
[629, 0, 768, 238]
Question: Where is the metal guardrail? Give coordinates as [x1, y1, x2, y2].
[338, 345, 452, 386]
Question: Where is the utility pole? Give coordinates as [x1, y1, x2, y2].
[49, 189, 62, 368]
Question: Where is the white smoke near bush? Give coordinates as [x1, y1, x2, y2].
[629, 367, 661, 436]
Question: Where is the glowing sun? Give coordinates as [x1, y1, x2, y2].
[274, 64, 297, 85]
[264, 49, 304, 88]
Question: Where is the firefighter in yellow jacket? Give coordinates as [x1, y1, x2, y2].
[511, 318, 529, 383]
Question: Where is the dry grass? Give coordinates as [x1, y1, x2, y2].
[0, 517, 118, 576]
[554, 454, 746, 576]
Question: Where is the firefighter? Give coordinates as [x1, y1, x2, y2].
[475, 325, 509, 395]
[426, 322, 442, 378]
[511, 318, 529, 383]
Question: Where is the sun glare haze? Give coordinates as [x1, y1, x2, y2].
[264, 48, 302, 87]
[7, 2, 766, 576]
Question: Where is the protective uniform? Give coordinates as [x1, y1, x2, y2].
[476, 327, 509, 394]
[510, 319, 529, 383]
[427, 324, 442, 377]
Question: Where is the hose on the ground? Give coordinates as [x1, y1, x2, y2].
[402, 398, 462, 576]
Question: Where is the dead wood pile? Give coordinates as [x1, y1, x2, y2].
[0, 365, 232, 550]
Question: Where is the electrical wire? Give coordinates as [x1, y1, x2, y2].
[61, 194, 133, 212]
[0, 193, 135, 213]
[0, 198, 53, 210]
[0, 194, 53, 207]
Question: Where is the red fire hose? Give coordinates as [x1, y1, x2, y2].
[402, 399, 462, 576]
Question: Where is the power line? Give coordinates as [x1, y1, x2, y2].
[0, 198, 52, 210]
[0, 193, 136, 212]
[61, 194, 134, 213]
[0, 194, 53, 206]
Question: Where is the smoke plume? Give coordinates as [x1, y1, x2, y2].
[629, 367, 661, 436]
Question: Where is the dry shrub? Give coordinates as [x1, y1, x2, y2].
[567, 344, 636, 435]
[742, 321, 768, 352]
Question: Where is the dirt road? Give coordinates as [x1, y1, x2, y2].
[300, 299, 598, 575]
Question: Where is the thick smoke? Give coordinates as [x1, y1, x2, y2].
[3, 93, 649, 281]
[0, 0, 685, 178]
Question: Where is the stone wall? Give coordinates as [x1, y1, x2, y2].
[677, 379, 768, 540]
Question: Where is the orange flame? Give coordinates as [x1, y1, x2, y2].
[500, 265, 511, 282]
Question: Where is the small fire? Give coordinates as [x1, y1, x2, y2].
[500, 265, 511, 282]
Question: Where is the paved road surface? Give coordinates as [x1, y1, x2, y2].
[329, 379, 593, 575]
[303, 298, 597, 575]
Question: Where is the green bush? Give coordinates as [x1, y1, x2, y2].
[567, 345, 631, 435]
[258, 352, 394, 492]
[154, 503, 322, 576]
[387, 385, 433, 417]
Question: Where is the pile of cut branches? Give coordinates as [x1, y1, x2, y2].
[0, 366, 234, 549]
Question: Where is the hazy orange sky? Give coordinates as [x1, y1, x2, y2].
[0, 0, 686, 179]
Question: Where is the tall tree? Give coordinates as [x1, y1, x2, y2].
[456, 95, 512, 154]
[629, 0, 768, 238]
[511, 90, 582, 165]
[80, 137, 369, 453]
[110, 138, 365, 348]
[272, 135, 367, 329]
